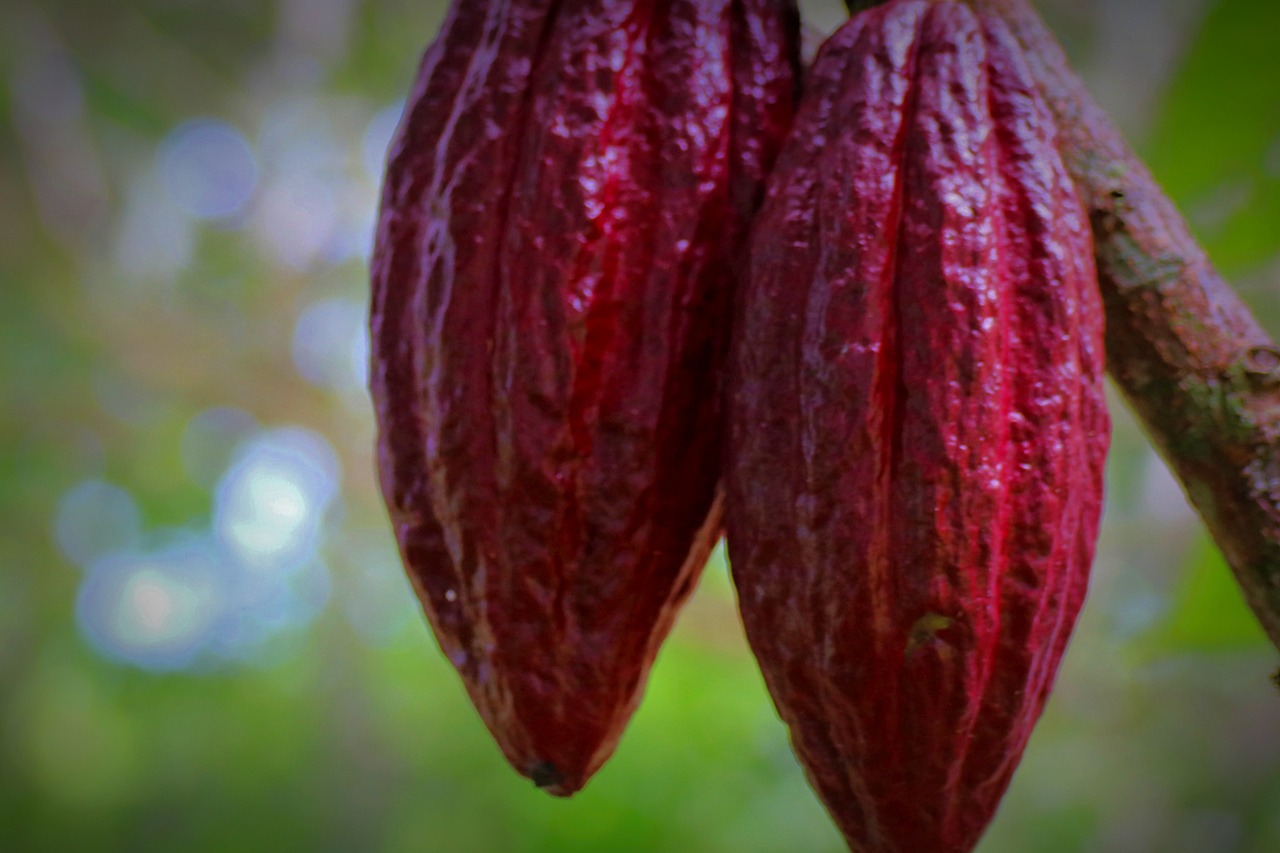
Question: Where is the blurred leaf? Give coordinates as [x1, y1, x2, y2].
[81, 68, 169, 135]
[1148, 535, 1268, 652]
[1144, 0, 1280, 275]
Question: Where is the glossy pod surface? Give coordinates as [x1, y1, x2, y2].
[370, 0, 799, 795]
[725, 1, 1109, 849]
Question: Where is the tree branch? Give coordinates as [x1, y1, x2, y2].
[840, 0, 1280, 652]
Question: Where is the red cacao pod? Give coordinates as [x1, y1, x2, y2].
[725, 1, 1109, 850]
[370, 0, 799, 794]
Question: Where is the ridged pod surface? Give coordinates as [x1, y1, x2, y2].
[370, 0, 799, 795]
[725, 1, 1108, 850]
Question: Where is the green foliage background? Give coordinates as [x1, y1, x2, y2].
[2, 0, 1278, 850]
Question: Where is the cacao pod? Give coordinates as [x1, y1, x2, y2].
[370, 0, 799, 795]
[725, 1, 1109, 850]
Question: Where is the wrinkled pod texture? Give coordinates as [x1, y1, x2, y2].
[725, 1, 1109, 850]
[369, 0, 799, 795]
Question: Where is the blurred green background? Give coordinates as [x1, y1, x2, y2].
[3, 0, 1280, 850]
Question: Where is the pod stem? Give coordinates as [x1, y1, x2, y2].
[839, 0, 1280, 653]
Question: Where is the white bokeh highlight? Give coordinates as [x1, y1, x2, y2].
[74, 425, 343, 671]
[76, 536, 223, 671]
[213, 426, 340, 576]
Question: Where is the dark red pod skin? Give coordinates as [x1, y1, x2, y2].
[369, 0, 799, 795]
[725, 1, 1108, 850]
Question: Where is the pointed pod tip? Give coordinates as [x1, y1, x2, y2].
[529, 760, 576, 797]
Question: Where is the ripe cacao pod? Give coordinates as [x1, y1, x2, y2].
[369, 0, 799, 794]
[725, 1, 1109, 850]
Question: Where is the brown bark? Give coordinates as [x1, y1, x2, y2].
[839, 0, 1280, 652]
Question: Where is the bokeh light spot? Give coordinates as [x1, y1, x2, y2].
[257, 179, 338, 269]
[213, 427, 340, 575]
[76, 539, 223, 671]
[292, 297, 367, 391]
[160, 119, 258, 220]
[53, 479, 142, 568]
[226, 474, 308, 556]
